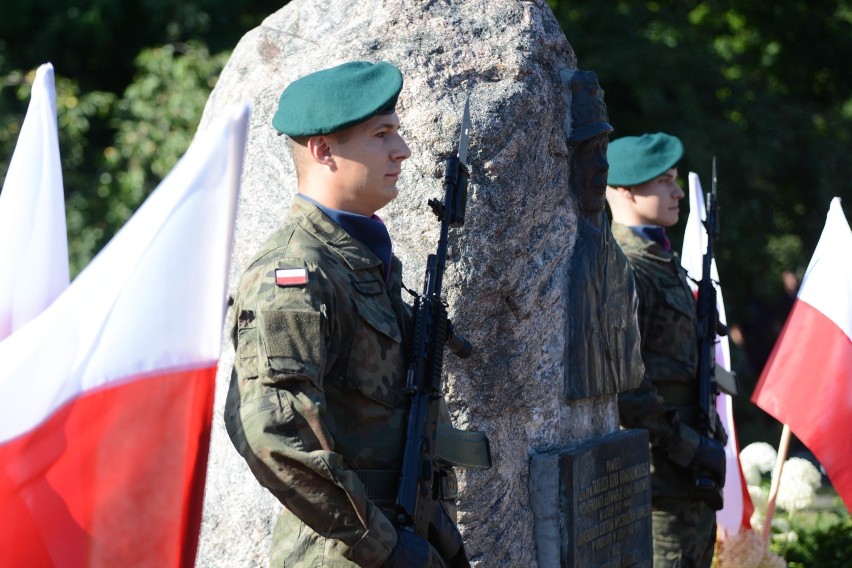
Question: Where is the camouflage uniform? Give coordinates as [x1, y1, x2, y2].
[612, 222, 727, 568]
[225, 196, 456, 567]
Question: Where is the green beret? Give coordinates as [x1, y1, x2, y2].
[607, 132, 684, 186]
[272, 61, 403, 137]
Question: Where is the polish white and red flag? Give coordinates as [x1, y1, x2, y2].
[0, 104, 249, 566]
[752, 197, 852, 510]
[0, 63, 69, 340]
[681, 171, 754, 536]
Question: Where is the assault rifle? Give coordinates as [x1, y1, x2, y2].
[694, 157, 738, 510]
[395, 98, 492, 538]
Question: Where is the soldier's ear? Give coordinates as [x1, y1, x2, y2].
[619, 186, 637, 202]
[307, 136, 335, 167]
[607, 185, 635, 203]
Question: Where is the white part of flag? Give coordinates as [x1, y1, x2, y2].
[0, 63, 69, 340]
[0, 103, 249, 442]
[797, 198, 852, 337]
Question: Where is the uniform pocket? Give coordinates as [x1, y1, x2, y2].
[643, 283, 696, 367]
[350, 279, 402, 343]
[345, 279, 405, 408]
[259, 309, 325, 385]
[660, 282, 695, 318]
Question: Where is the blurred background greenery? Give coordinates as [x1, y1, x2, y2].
[1, 0, 850, 459]
[0, 0, 281, 274]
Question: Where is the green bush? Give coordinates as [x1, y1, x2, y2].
[779, 511, 852, 567]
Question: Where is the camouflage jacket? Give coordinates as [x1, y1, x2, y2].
[225, 196, 449, 567]
[612, 223, 727, 498]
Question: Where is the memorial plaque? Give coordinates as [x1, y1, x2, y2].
[530, 429, 651, 567]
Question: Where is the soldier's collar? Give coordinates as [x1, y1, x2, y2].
[630, 225, 671, 251]
[292, 196, 385, 271]
[611, 221, 672, 261]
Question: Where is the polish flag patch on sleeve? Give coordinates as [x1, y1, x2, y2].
[275, 267, 308, 287]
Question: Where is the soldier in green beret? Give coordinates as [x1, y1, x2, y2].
[605, 133, 727, 568]
[225, 61, 468, 567]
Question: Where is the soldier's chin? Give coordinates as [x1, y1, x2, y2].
[378, 188, 400, 209]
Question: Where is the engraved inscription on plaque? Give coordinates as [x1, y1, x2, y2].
[560, 429, 652, 567]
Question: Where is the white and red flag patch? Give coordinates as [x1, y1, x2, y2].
[276, 267, 308, 287]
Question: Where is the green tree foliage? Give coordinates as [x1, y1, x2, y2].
[0, 0, 282, 92]
[66, 43, 230, 274]
[0, 1, 279, 274]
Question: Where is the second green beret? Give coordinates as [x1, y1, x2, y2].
[272, 61, 403, 137]
[607, 132, 684, 186]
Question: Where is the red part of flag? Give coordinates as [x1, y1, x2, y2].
[0, 366, 215, 567]
[752, 299, 852, 509]
[753, 198, 852, 511]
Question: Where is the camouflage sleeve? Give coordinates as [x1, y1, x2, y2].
[225, 257, 397, 567]
[617, 258, 701, 468]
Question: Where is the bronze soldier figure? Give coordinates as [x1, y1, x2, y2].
[563, 70, 644, 399]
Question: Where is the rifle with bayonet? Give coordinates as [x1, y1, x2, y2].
[395, 97, 492, 541]
[693, 157, 738, 510]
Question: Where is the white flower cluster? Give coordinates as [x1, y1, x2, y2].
[776, 457, 821, 512]
[739, 443, 822, 531]
[740, 442, 778, 486]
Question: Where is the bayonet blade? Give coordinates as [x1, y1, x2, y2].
[457, 96, 471, 167]
[712, 156, 717, 197]
[710, 156, 719, 240]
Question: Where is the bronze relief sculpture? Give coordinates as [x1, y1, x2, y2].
[562, 70, 644, 400]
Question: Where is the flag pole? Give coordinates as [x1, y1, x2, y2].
[763, 423, 792, 545]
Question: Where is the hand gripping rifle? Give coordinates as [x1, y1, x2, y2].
[395, 97, 492, 538]
[694, 157, 738, 510]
